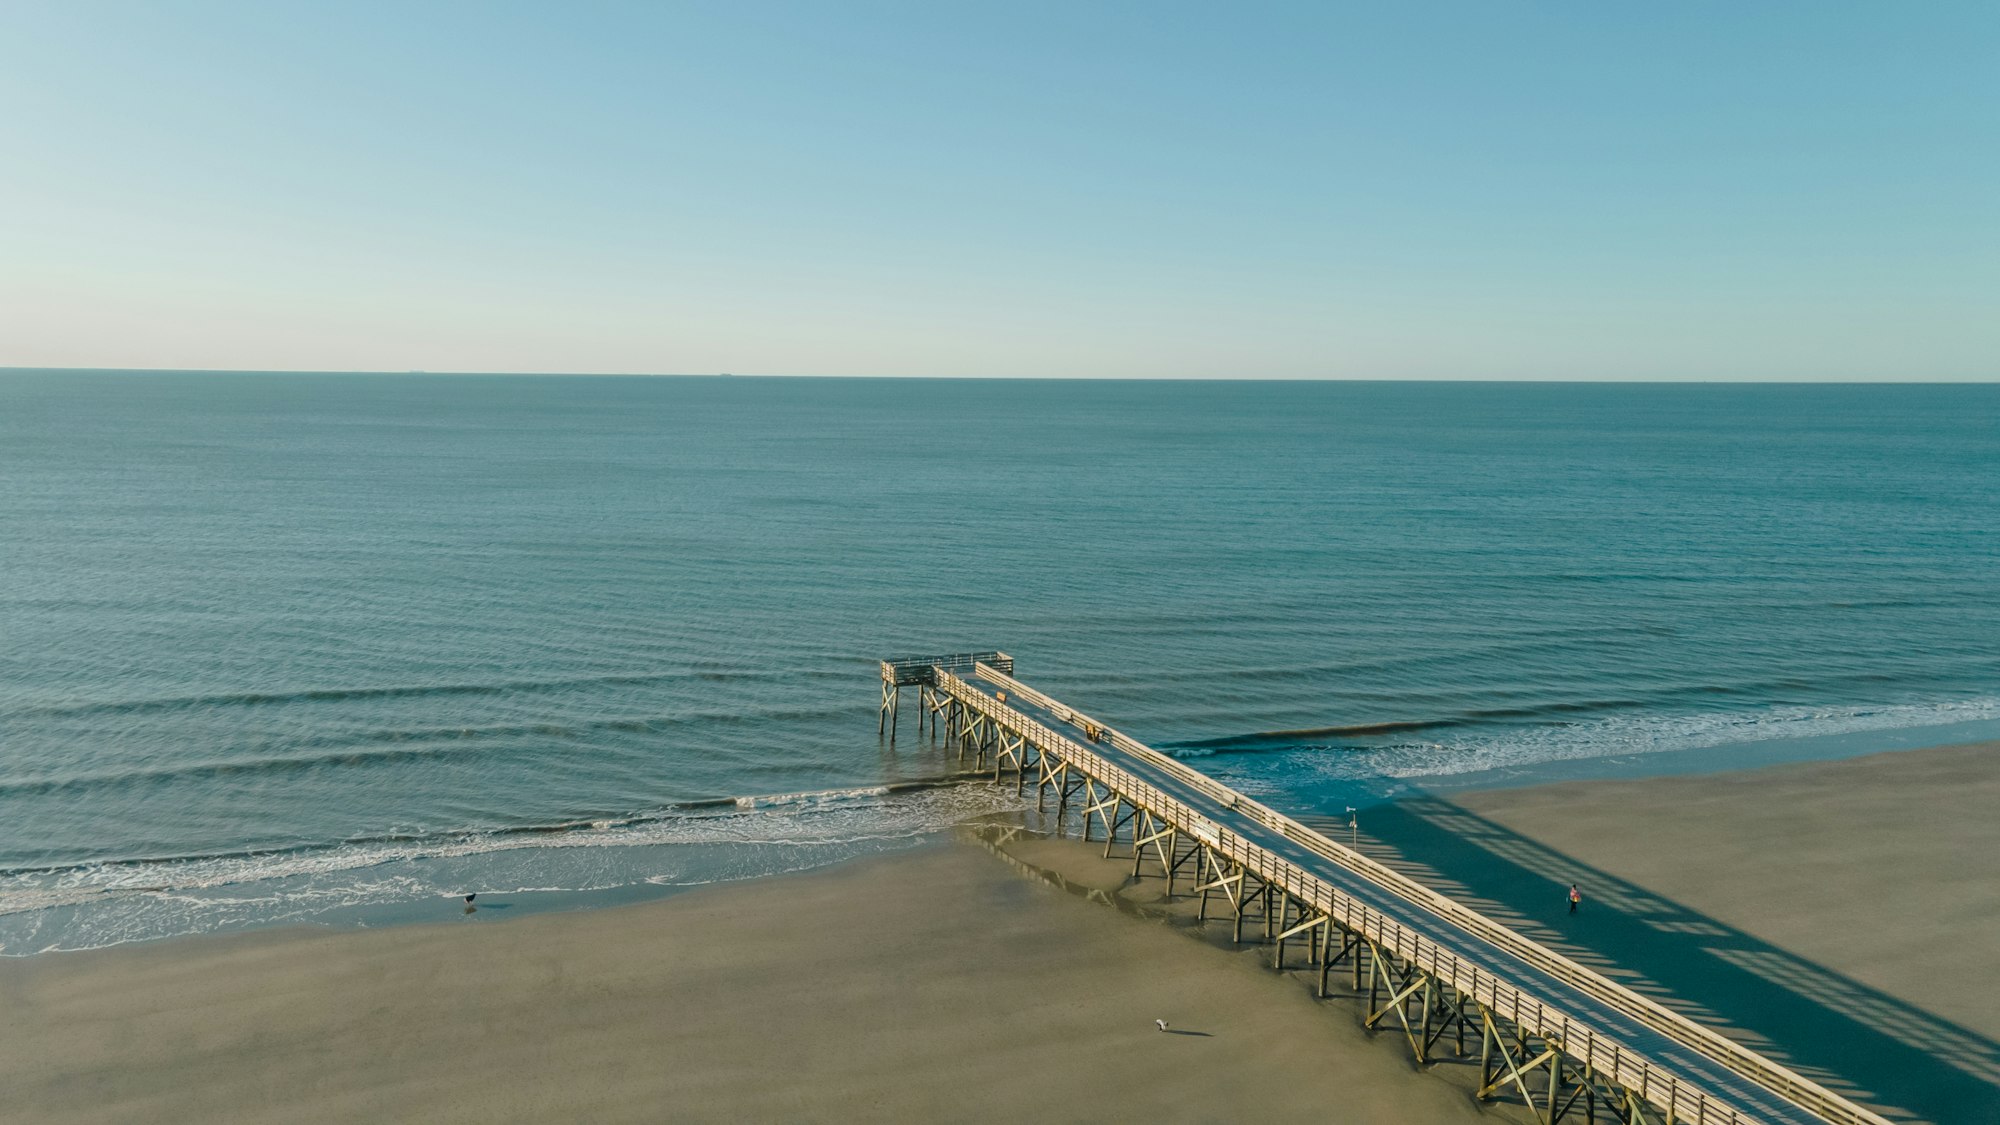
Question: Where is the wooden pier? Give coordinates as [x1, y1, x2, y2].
[880, 653, 1892, 1125]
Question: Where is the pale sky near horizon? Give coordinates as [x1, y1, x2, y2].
[1, 3, 1995, 380]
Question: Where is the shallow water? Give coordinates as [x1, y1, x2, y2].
[2, 373, 1995, 950]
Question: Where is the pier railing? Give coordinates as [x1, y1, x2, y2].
[936, 662, 1890, 1125]
[879, 651, 1012, 686]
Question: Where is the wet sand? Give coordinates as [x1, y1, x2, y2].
[1360, 739, 2000, 1124]
[0, 838, 1493, 1125]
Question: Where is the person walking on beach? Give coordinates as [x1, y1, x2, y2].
[1568, 884, 1582, 914]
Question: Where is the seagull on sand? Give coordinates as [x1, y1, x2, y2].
[1155, 1019, 1169, 1032]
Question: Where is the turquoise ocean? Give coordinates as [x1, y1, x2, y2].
[2, 372, 1996, 953]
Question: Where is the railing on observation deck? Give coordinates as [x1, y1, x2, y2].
[880, 651, 1012, 686]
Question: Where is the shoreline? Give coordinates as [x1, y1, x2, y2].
[0, 780, 1022, 958]
[13, 718, 2000, 960]
[3, 737, 1994, 1122]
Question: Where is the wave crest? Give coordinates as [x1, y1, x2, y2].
[0, 780, 1019, 952]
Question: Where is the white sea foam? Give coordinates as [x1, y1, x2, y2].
[1268, 695, 2000, 786]
[0, 783, 1021, 954]
[733, 784, 891, 809]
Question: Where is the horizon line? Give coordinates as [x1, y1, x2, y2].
[3, 366, 1996, 386]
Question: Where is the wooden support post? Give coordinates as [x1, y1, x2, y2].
[1318, 923, 1333, 998]
[1233, 871, 1257, 944]
[1546, 1045, 1563, 1125]
[1548, 1053, 1599, 1125]
[1417, 978, 1435, 1064]
[1273, 890, 1290, 968]
[1131, 811, 1150, 879]
[1099, 794, 1114, 853]
[1274, 911, 1285, 969]
[1477, 1013, 1558, 1116]
[1366, 941, 1381, 1018]
[1195, 857, 1243, 931]
[1480, 1009, 1495, 1097]
[1193, 850, 1218, 921]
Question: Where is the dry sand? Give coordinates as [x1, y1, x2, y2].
[1360, 739, 2000, 1125]
[0, 838, 1491, 1125]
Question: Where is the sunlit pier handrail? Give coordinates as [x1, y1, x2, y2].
[879, 651, 1012, 685]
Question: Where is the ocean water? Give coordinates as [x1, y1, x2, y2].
[2, 373, 1996, 952]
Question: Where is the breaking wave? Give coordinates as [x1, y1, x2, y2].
[0, 780, 1018, 954]
[1186, 696, 2000, 793]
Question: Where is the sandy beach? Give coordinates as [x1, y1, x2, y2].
[1359, 739, 2000, 1125]
[5, 740, 1996, 1124]
[0, 836, 1491, 1125]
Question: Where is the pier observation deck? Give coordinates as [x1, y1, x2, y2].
[879, 653, 1890, 1125]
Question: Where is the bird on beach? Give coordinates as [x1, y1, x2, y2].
[1155, 1019, 1169, 1032]
[464, 893, 476, 904]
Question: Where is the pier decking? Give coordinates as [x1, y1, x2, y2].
[880, 653, 1891, 1125]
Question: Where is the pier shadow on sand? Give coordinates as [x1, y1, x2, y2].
[1317, 798, 2000, 1125]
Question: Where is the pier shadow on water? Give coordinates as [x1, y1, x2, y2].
[1322, 798, 2000, 1125]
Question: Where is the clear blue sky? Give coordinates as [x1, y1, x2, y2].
[2, 2, 1995, 379]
